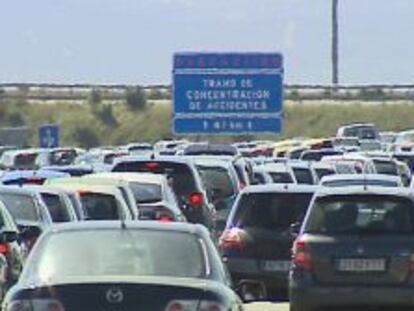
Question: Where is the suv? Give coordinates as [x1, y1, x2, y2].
[290, 186, 414, 311]
[336, 123, 380, 141]
[220, 184, 317, 300]
[112, 157, 215, 230]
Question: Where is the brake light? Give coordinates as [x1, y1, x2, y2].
[292, 239, 313, 271]
[189, 192, 203, 207]
[0, 243, 9, 255]
[219, 228, 245, 250]
[145, 162, 160, 170]
[77, 190, 90, 197]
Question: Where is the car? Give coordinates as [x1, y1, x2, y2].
[252, 163, 296, 185]
[183, 144, 239, 157]
[0, 149, 45, 170]
[112, 156, 215, 230]
[43, 183, 132, 221]
[336, 123, 380, 140]
[319, 174, 403, 188]
[34, 148, 84, 168]
[119, 143, 153, 156]
[290, 186, 414, 311]
[300, 149, 343, 162]
[83, 173, 185, 222]
[220, 184, 317, 301]
[322, 154, 377, 174]
[154, 139, 189, 156]
[0, 201, 24, 300]
[3, 221, 244, 311]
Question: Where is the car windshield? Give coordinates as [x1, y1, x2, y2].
[41, 193, 71, 223]
[305, 195, 414, 235]
[25, 230, 206, 282]
[129, 182, 162, 204]
[232, 192, 314, 232]
[79, 193, 120, 220]
[0, 193, 39, 222]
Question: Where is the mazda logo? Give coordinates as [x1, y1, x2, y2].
[106, 287, 124, 304]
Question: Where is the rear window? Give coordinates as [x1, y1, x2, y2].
[373, 160, 398, 175]
[305, 195, 414, 235]
[0, 193, 39, 222]
[315, 168, 336, 180]
[41, 193, 71, 223]
[50, 150, 77, 166]
[197, 166, 235, 199]
[292, 168, 314, 185]
[269, 172, 294, 184]
[15, 153, 38, 168]
[323, 179, 399, 188]
[79, 193, 120, 220]
[113, 162, 197, 204]
[231, 192, 314, 231]
[130, 182, 162, 204]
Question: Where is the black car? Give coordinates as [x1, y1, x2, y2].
[220, 184, 317, 301]
[3, 221, 243, 311]
[112, 157, 216, 230]
[290, 186, 414, 311]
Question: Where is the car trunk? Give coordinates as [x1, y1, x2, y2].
[23, 280, 207, 311]
[306, 235, 413, 286]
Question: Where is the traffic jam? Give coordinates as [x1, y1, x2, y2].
[0, 123, 412, 310]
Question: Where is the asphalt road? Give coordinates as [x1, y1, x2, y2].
[245, 302, 289, 311]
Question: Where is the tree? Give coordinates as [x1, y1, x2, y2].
[125, 86, 147, 111]
[97, 105, 118, 127]
[72, 126, 100, 148]
[88, 88, 102, 113]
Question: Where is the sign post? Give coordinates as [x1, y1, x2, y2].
[173, 52, 283, 135]
[39, 124, 60, 148]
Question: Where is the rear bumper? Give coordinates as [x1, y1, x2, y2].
[224, 257, 289, 290]
[290, 280, 414, 308]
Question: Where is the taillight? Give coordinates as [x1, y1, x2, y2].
[189, 192, 203, 207]
[0, 243, 9, 255]
[219, 228, 245, 250]
[292, 239, 313, 271]
[145, 162, 160, 170]
[6, 299, 65, 311]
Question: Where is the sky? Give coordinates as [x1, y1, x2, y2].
[0, 0, 413, 85]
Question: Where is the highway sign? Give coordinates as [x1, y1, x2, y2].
[173, 116, 283, 135]
[173, 52, 283, 135]
[39, 124, 60, 148]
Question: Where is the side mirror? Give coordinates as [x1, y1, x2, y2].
[290, 222, 301, 237]
[1, 231, 18, 243]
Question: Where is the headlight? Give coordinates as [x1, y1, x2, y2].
[6, 299, 65, 311]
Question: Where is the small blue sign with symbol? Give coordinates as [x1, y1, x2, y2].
[174, 116, 282, 135]
[39, 124, 60, 148]
[173, 52, 284, 135]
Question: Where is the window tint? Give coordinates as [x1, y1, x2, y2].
[79, 193, 120, 220]
[292, 168, 314, 185]
[315, 168, 335, 180]
[197, 166, 235, 199]
[305, 195, 414, 235]
[232, 193, 314, 231]
[28, 230, 206, 281]
[0, 193, 39, 222]
[130, 182, 162, 204]
[323, 179, 399, 188]
[50, 150, 77, 166]
[269, 172, 294, 184]
[15, 153, 38, 168]
[373, 160, 398, 175]
[41, 193, 71, 223]
[253, 172, 266, 185]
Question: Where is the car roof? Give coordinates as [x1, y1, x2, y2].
[242, 184, 319, 194]
[22, 185, 68, 195]
[320, 174, 402, 183]
[47, 220, 208, 236]
[314, 185, 412, 198]
[45, 183, 123, 196]
[85, 172, 166, 184]
[254, 163, 290, 173]
[113, 155, 194, 166]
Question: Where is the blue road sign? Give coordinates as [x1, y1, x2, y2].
[173, 52, 284, 135]
[39, 124, 60, 148]
[174, 73, 283, 114]
[173, 116, 282, 135]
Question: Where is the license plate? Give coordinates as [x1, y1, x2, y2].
[262, 260, 291, 272]
[337, 258, 386, 272]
